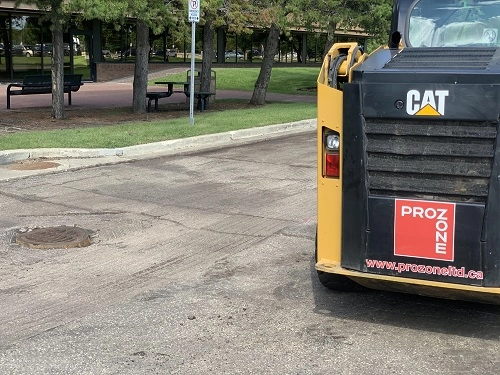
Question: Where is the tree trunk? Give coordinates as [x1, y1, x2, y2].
[133, 19, 150, 114]
[200, 18, 214, 93]
[250, 23, 280, 106]
[322, 21, 337, 58]
[0, 17, 12, 77]
[51, 5, 65, 119]
[292, 36, 303, 63]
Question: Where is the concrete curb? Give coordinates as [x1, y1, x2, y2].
[0, 119, 316, 165]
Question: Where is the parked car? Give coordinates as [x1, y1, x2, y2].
[63, 43, 71, 55]
[152, 48, 177, 58]
[249, 49, 262, 58]
[125, 48, 136, 57]
[33, 43, 52, 56]
[225, 50, 243, 60]
[274, 51, 298, 62]
[12, 45, 34, 57]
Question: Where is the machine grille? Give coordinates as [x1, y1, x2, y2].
[383, 48, 496, 70]
[365, 119, 498, 203]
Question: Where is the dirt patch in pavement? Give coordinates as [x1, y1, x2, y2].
[0, 101, 255, 134]
[7, 159, 61, 170]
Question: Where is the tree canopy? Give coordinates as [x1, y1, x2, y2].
[13, 0, 393, 116]
[15, 0, 72, 118]
[247, 0, 392, 104]
[70, 0, 179, 34]
[294, 0, 393, 54]
[71, 0, 180, 112]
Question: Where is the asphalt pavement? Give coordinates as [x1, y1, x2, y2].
[1, 131, 500, 374]
[1, 70, 500, 374]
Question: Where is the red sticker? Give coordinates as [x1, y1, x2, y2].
[394, 199, 456, 262]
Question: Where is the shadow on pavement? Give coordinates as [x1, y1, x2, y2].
[310, 258, 500, 340]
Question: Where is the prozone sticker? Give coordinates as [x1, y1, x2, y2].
[394, 199, 456, 262]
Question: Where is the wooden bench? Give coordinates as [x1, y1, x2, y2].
[7, 74, 83, 109]
[146, 91, 172, 112]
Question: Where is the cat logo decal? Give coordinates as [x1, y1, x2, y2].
[406, 89, 449, 116]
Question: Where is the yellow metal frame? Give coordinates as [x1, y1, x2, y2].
[316, 43, 500, 304]
[316, 42, 362, 268]
[316, 83, 343, 267]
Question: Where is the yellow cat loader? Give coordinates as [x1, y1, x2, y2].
[316, 0, 500, 303]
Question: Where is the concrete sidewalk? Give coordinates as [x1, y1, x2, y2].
[0, 68, 316, 110]
[0, 82, 315, 110]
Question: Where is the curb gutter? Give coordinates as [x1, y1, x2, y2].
[0, 119, 317, 181]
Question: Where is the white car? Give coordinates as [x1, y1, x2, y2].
[13, 45, 34, 57]
[225, 50, 243, 60]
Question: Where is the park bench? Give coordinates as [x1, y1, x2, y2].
[183, 85, 216, 112]
[7, 74, 83, 109]
[147, 81, 187, 112]
[146, 91, 172, 112]
[147, 81, 215, 112]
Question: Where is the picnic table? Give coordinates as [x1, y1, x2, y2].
[183, 90, 216, 112]
[154, 81, 190, 94]
[146, 81, 189, 112]
[149, 81, 215, 112]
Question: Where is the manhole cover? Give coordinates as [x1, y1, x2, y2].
[16, 226, 92, 249]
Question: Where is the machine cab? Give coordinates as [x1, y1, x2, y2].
[392, 0, 500, 48]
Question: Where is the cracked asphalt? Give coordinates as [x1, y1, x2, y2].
[1, 131, 500, 374]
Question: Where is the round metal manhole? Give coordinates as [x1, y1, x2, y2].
[15, 226, 92, 249]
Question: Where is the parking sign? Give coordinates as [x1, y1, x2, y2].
[188, 0, 200, 22]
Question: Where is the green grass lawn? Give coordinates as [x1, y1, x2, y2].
[0, 67, 319, 151]
[0, 102, 316, 151]
[153, 67, 319, 95]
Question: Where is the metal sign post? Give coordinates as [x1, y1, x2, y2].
[188, 0, 200, 125]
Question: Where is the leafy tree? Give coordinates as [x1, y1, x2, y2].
[0, 16, 13, 75]
[129, 1, 179, 113]
[15, 0, 72, 119]
[299, 0, 392, 56]
[197, 0, 222, 94]
[249, 22, 280, 105]
[355, 0, 393, 50]
[249, 1, 292, 105]
[247, 0, 391, 105]
[71, 0, 178, 113]
[198, 0, 254, 94]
